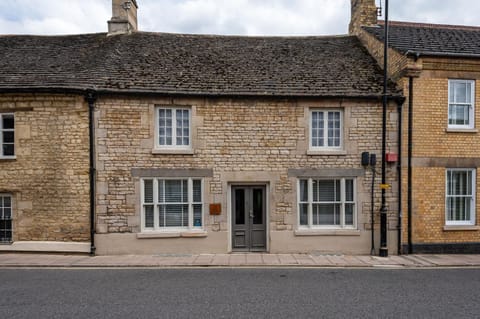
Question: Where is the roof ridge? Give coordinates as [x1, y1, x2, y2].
[135, 30, 353, 39]
[378, 20, 480, 31]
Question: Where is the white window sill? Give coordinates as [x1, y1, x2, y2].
[152, 148, 194, 155]
[0, 156, 16, 160]
[137, 230, 207, 239]
[445, 128, 478, 133]
[294, 229, 360, 236]
[443, 225, 479, 231]
[307, 150, 347, 156]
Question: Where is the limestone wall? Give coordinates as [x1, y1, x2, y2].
[0, 94, 90, 243]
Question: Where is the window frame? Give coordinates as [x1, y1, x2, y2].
[0, 193, 13, 243]
[297, 177, 356, 229]
[154, 106, 192, 151]
[0, 113, 15, 158]
[445, 168, 476, 226]
[448, 79, 475, 129]
[309, 109, 343, 151]
[141, 177, 203, 232]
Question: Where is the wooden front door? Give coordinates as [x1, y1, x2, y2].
[232, 186, 267, 252]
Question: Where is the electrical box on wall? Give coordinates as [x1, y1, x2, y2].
[386, 153, 398, 163]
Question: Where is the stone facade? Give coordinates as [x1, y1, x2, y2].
[94, 95, 399, 255]
[0, 94, 90, 249]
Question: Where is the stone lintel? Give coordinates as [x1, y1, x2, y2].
[288, 168, 365, 178]
[131, 168, 213, 178]
[411, 157, 480, 168]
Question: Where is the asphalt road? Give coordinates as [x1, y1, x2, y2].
[1, 268, 479, 318]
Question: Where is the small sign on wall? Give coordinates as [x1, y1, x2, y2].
[209, 203, 221, 215]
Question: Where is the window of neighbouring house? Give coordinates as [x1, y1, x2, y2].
[0, 194, 12, 243]
[0, 113, 15, 158]
[310, 110, 343, 150]
[448, 80, 475, 129]
[298, 178, 356, 229]
[155, 107, 191, 149]
[446, 169, 476, 225]
[142, 178, 203, 231]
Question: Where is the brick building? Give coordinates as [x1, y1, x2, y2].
[0, 0, 403, 254]
[351, 0, 480, 253]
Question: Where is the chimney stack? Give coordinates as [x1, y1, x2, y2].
[349, 0, 378, 34]
[108, 0, 138, 35]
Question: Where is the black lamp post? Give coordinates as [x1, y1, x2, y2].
[379, 0, 389, 257]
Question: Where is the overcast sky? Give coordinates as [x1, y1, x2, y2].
[0, 0, 479, 36]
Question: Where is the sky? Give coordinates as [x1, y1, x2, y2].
[0, 0, 479, 36]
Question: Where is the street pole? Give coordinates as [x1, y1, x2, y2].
[379, 0, 389, 257]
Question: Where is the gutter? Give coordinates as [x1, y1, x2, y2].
[0, 87, 405, 103]
[85, 90, 97, 256]
[405, 50, 480, 59]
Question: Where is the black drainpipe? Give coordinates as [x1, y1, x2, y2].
[85, 90, 97, 256]
[407, 76, 413, 254]
[397, 100, 403, 255]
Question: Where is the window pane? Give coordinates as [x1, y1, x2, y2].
[2, 115, 14, 129]
[312, 180, 318, 202]
[327, 112, 341, 147]
[253, 188, 263, 225]
[345, 204, 354, 225]
[2, 144, 14, 156]
[3, 207, 11, 219]
[449, 105, 469, 125]
[314, 204, 339, 225]
[345, 179, 354, 201]
[3, 131, 14, 143]
[182, 180, 188, 202]
[311, 112, 324, 147]
[3, 196, 11, 208]
[193, 204, 202, 227]
[235, 189, 245, 225]
[299, 180, 308, 202]
[164, 180, 184, 202]
[466, 82, 472, 103]
[450, 171, 469, 195]
[299, 203, 308, 226]
[144, 205, 154, 228]
[164, 204, 188, 227]
[144, 180, 153, 203]
[159, 205, 165, 227]
[158, 108, 173, 146]
[193, 180, 202, 202]
[454, 82, 467, 103]
[0, 220, 12, 242]
[317, 180, 335, 201]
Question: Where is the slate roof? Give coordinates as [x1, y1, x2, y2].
[0, 32, 398, 98]
[364, 21, 480, 58]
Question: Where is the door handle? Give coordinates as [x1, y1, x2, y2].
[249, 209, 254, 219]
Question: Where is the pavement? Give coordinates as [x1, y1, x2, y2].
[1, 253, 480, 268]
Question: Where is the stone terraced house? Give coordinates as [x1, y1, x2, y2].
[351, 0, 480, 253]
[0, 0, 405, 255]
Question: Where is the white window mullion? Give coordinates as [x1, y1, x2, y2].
[310, 178, 314, 227]
[153, 179, 159, 231]
[188, 178, 193, 229]
[200, 179, 204, 227]
[340, 178, 345, 228]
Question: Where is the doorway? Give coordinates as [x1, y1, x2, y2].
[231, 185, 267, 252]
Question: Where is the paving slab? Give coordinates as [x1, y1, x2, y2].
[1, 253, 480, 268]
